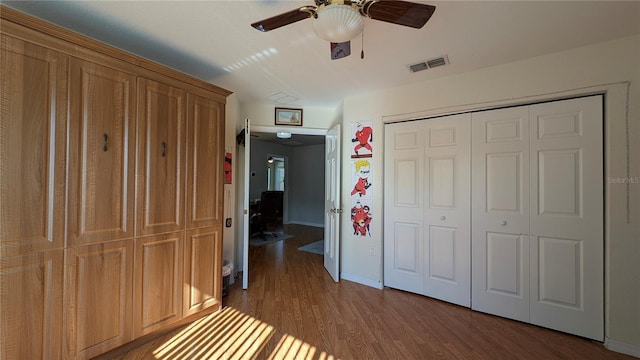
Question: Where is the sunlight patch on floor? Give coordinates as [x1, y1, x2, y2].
[152, 307, 274, 359]
[146, 306, 336, 359]
[268, 334, 335, 360]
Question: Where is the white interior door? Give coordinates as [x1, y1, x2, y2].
[471, 105, 531, 322]
[528, 96, 603, 341]
[324, 124, 341, 282]
[242, 119, 250, 289]
[384, 121, 425, 294]
[423, 114, 471, 307]
[471, 96, 603, 341]
[384, 114, 471, 306]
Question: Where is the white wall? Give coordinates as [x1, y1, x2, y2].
[241, 102, 336, 129]
[341, 34, 640, 353]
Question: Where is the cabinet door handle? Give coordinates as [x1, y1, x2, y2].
[501, 221, 507, 226]
[440, 216, 446, 221]
[161, 141, 166, 157]
[103, 134, 108, 152]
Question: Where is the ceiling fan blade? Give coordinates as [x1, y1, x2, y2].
[363, 0, 436, 29]
[251, 7, 315, 32]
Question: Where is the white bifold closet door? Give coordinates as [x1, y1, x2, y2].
[384, 113, 471, 307]
[471, 96, 603, 341]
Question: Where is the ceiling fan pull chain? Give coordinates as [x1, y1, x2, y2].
[361, 25, 365, 59]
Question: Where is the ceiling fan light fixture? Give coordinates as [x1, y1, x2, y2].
[276, 131, 292, 139]
[312, 4, 364, 43]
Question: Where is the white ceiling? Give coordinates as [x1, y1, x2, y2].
[5, 1, 640, 109]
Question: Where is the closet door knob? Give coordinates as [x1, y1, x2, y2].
[440, 216, 446, 221]
[501, 221, 507, 226]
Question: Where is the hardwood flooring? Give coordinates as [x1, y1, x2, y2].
[110, 224, 633, 359]
[229, 224, 631, 360]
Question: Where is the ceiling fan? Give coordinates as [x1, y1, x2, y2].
[251, 0, 436, 59]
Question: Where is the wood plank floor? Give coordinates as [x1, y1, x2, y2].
[112, 224, 633, 359]
[228, 224, 632, 360]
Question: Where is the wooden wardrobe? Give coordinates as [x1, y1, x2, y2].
[0, 6, 231, 359]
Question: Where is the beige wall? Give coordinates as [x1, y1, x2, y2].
[341, 35, 640, 352]
[241, 103, 336, 129]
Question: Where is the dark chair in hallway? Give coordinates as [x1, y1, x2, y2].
[250, 191, 283, 239]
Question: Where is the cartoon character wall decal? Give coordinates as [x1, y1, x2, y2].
[351, 121, 373, 158]
[351, 201, 372, 237]
[351, 159, 371, 197]
[350, 120, 374, 238]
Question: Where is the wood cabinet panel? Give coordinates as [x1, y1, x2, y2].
[0, 250, 63, 359]
[134, 232, 183, 337]
[135, 78, 186, 237]
[63, 240, 134, 359]
[0, 34, 67, 256]
[2, 8, 228, 358]
[67, 57, 136, 246]
[186, 94, 224, 229]
[183, 227, 222, 317]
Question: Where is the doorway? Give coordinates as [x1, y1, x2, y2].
[242, 125, 329, 289]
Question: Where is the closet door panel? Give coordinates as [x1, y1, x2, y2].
[383, 123, 424, 294]
[186, 94, 224, 229]
[134, 232, 184, 337]
[0, 250, 63, 360]
[136, 78, 186, 236]
[63, 241, 134, 359]
[183, 227, 222, 316]
[485, 232, 528, 316]
[0, 35, 67, 256]
[423, 114, 471, 307]
[529, 95, 603, 341]
[471, 106, 530, 322]
[67, 58, 136, 246]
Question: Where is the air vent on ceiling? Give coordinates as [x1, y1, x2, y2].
[409, 55, 449, 73]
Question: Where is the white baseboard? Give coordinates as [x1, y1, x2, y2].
[286, 220, 324, 228]
[341, 272, 383, 290]
[605, 338, 640, 358]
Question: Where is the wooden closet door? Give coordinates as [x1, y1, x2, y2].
[186, 94, 224, 229]
[0, 250, 63, 360]
[67, 57, 136, 246]
[183, 227, 222, 316]
[134, 232, 184, 337]
[63, 240, 134, 359]
[136, 78, 186, 236]
[0, 35, 67, 256]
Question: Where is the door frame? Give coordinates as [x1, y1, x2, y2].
[241, 125, 328, 289]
